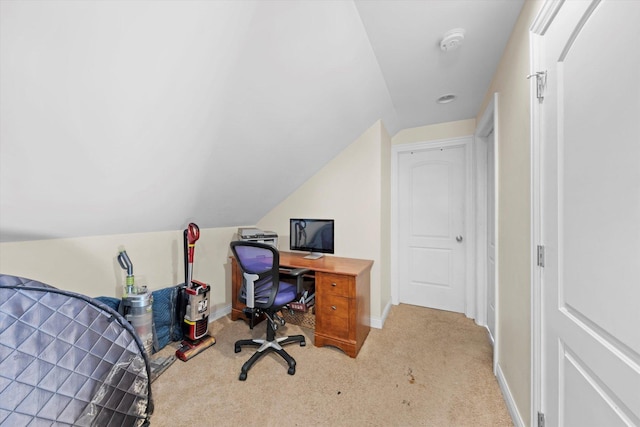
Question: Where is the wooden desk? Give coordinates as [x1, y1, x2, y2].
[230, 252, 373, 358]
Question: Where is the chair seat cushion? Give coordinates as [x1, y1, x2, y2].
[274, 282, 297, 307]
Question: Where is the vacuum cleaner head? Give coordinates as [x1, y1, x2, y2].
[176, 335, 216, 362]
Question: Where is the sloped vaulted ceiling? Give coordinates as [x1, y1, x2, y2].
[0, 0, 523, 242]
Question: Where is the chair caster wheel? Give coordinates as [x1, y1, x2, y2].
[234, 346, 241, 353]
[288, 367, 295, 375]
[300, 341, 306, 347]
[239, 372, 247, 381]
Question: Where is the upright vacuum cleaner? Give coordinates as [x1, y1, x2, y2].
[176, 223, 216, 361]
[117, 250, 154, 356]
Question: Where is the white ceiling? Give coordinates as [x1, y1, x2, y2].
[356, 0, 524, 130]
[0, 0, 523, 242]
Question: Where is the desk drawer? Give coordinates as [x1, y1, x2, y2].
[317, 272, 354, 298]
[316, 294, 350, 340]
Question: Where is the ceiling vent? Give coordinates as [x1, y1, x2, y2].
[436, 94, 457, 104]
[440, 28, 465, 52]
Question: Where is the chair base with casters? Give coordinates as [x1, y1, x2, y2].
[234, 308, 306, 381]
[230, 241, 309, 381]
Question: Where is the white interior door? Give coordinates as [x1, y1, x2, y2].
[486, 130, 496, 341]
[398, 142, 467, 312]
[539, 1, 640, 425]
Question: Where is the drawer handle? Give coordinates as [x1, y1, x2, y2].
[331, 283, 337, 287]
[331, 305, 337, 310]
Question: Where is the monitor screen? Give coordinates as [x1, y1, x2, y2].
[290, 219, 334, 257]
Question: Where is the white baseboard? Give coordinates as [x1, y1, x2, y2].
[208, 304, 232, 322]
[496, 363, 525, 427]
[369, 300, 393, 329]
[485, 325, 495, 346]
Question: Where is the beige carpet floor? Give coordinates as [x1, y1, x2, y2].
[150, 303, 513, 426]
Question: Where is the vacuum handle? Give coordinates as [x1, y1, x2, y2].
[187, 223, 200, 263]
[117, 251, 133, 276]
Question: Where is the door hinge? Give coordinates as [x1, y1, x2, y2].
[538, 411, 546, 427]
[537, 245, 545, 268]
[527, 70, 547, 102]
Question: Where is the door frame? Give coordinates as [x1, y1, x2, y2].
[529, 2, 566, 426]
[391, 135, 477, 319]
[475, 93, 499, 372]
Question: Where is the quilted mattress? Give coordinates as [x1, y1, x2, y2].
[0, 274, 153, 426]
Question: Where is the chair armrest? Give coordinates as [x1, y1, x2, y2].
[280, 268, 311, 277]
[280, 268, 312, 295]
[243, 272, 259, 308]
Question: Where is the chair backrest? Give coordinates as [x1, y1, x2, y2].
[230, 241, 281, 309]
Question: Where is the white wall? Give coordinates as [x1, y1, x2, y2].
[0, 227, 237, 317]
[379, 123, 392, 316]
[258, 120, 390, 324]
[476, 1, 544, 424]
[0, 120, 391, 324]
[393, 119, 477, 145]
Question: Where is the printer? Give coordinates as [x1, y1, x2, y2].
[237, 228, 278, 247]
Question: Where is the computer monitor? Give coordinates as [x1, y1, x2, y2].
[289, 218, 334, 259]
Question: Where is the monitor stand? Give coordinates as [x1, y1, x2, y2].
[304, 252, 324, 260]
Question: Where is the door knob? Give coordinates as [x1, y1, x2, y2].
[456, 235, 463, 242]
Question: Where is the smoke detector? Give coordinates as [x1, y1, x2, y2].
[440, 28, 465, 52]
